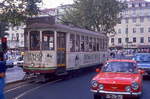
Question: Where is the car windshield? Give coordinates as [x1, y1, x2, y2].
[102, 61, 137, 73]
[134, 54, 150, 62]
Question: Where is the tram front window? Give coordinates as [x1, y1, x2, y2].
[30, 31, 40, 50]
[42, 31, 54, 50]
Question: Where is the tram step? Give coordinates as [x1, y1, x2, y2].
[56, 72, 68, 76]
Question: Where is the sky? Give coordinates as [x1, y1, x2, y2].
[42, 0, 150, 8]
[42, 0, 73, 8]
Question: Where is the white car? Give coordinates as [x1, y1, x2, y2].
[14, 56, 24, 67]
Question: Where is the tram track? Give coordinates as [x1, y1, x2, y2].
[5, 78, 62, 99]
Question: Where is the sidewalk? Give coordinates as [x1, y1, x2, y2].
[5, 66, 25, 84]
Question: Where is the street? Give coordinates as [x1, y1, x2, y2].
[5, 71, 150, 99]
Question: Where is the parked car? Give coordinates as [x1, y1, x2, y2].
[6, 59, 15, 68]
[133, 53, 150, 76]
[13, 56, 24, 67]
[91, 60, 144, 99]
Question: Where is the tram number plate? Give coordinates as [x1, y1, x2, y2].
[106, 94, 123, 99]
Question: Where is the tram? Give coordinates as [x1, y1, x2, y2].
[23, 16, 108, 80]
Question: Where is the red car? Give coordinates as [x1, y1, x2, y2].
[91, 60, 144, 99]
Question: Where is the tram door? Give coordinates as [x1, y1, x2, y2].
[56, 32, 66, 75]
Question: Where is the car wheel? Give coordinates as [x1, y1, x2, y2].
[94, 94, 101, 99]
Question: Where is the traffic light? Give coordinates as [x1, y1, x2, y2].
[1, 37, 7, 52]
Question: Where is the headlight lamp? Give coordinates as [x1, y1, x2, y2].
[131, 82, 139, 90]
[91, 80, 98, 87]
[99, 84, 104, 90]
[125, 86, 131, 92]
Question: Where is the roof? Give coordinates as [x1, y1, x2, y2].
[26, 23, 105, 36]
[107, 59, 136, 63]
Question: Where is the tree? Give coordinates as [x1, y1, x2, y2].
[62, 0, 127, 34]
[0, 0, 42, 26]
[0, 22, 8, 38]
[0, 0, 42, 38]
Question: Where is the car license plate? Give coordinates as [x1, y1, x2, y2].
[106, 94, 123, 99]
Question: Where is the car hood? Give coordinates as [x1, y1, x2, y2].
[137, 62, 150, 68]
[94, 72, 139, 84]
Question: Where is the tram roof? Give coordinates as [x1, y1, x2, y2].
[26, 23, 105, 36]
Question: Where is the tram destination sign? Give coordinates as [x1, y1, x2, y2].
[26, 16, 55, 26]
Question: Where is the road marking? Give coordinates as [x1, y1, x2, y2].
[14, 79, 62, 99]
[5, 83, 32, 94]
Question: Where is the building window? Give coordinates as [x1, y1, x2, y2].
[118, 38, 122, 44]
[125, 38, 129, 43]
[12, 34, 14, 40]
[133, 28, 136, 33]
[132, 18, 137, 23]
[133, 37, 136, 43]
[148, 28, 150, 32]
[111, 38, 114, 43]
[140, 28, 144, 33]
[132, 4, 135, 7]
[140, 37, 144, 43]
[146, 3, 149, 7]
[125, 28, 128, 34]
[16, 33, 19, 41]
[125, 18, 128, 23]
[118, 29, 121, 34]
[140, 17, 144, 23]
[139, 3, 142, 7]
[148, 37, 150, 43]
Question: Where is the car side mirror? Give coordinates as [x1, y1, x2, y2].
[96, 68, 101, 73]
[138, 69, 145, 74]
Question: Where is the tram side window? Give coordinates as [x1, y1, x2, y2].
[89, 37, 93, 51]
[42, 31, 54, 50]
[99, 38, 102, 50]
[93, 38, 96, 51]
[101, 39, 104, 50]
[30, 31, 40, 50]
[85, 36, 89, 52]
[76, 35, 80, 52]
[81, 36, 85, 52]
[70, 34, 75, 52]
[97, 38, 100, 51]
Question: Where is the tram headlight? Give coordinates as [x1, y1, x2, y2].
[125, 86, 131, 92]
[91, 80, 98, 87]
[131, 82, 139, 90]
[99, 84, 104, 90]
[31, 63, 34, 66]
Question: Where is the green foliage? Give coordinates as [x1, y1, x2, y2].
[62, 0, 127, 34]
[0, 0, 42, 26]
[0, 21, 8, 38]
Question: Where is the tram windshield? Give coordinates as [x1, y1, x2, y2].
[29, 31, 55, 51]
[42, 31, 54, 50]
[30, 31, 40, 50]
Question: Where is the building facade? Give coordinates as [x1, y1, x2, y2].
[6, 24, 25, 50]
[109, 0, 150, 52]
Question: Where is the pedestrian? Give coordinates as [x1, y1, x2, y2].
[0, 52, 7, 99]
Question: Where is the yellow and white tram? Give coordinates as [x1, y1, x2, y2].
[23, 16, 108, 78]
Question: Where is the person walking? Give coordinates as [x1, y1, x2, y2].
[0, 52, 7, 99]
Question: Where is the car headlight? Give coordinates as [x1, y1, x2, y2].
[125, 86, 131, 92]
[99, 84, 104, 90]
[91, 80, 98, 87]
[131, 82, 139, 90]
